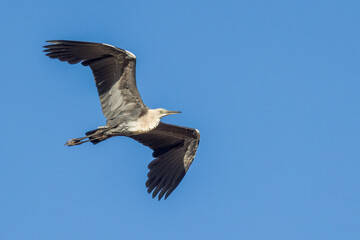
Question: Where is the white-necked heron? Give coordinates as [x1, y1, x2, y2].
[43, 40, 200, 200]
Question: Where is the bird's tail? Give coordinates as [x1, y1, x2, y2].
[85, 129, 111, 145]
[65, 128, 110, 146]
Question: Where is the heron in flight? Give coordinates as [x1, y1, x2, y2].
[43, 40, 200, 200]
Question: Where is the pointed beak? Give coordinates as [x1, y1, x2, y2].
[166, 110, 181, 115]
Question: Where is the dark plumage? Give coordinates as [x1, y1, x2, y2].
[44, 40, 200, 200]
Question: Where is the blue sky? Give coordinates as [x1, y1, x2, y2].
[1, 0, 359, 239]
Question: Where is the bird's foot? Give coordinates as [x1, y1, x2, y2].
[65, 139, 78, 146]
[65, 137, 87, 146]
[65, 136, 91, 146]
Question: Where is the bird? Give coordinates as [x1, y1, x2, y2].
[43, 40, 200, 200]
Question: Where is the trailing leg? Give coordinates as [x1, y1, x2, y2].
[65, 128, 110, 146]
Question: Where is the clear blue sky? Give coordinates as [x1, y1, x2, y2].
[0, 0, 359, 239]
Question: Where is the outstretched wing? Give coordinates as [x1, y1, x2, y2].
[130, 122, 200, 200]
[43, 40, 147, 120]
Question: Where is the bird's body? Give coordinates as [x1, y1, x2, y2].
[43, 40, 200, 200]
[126, 109, 162, 134]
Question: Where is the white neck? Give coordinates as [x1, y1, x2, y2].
[128, 109, 161, 134]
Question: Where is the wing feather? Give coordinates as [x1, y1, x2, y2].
[43, 40, 147, 120]
[130, 122, 200, 200]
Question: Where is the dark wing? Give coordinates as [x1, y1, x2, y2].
[43, 40, 147, 120]
[130, 122, 200, 200]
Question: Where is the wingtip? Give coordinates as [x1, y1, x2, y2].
[43, 40, 63, 49]
[45, 40, 60, 44]
[45, 40, 74, 45]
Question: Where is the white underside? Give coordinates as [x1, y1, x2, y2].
[127, 109, 161, 134]
[127, 118, 160, 134]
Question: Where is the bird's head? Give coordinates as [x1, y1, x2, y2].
[157, 108, 181, 118]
